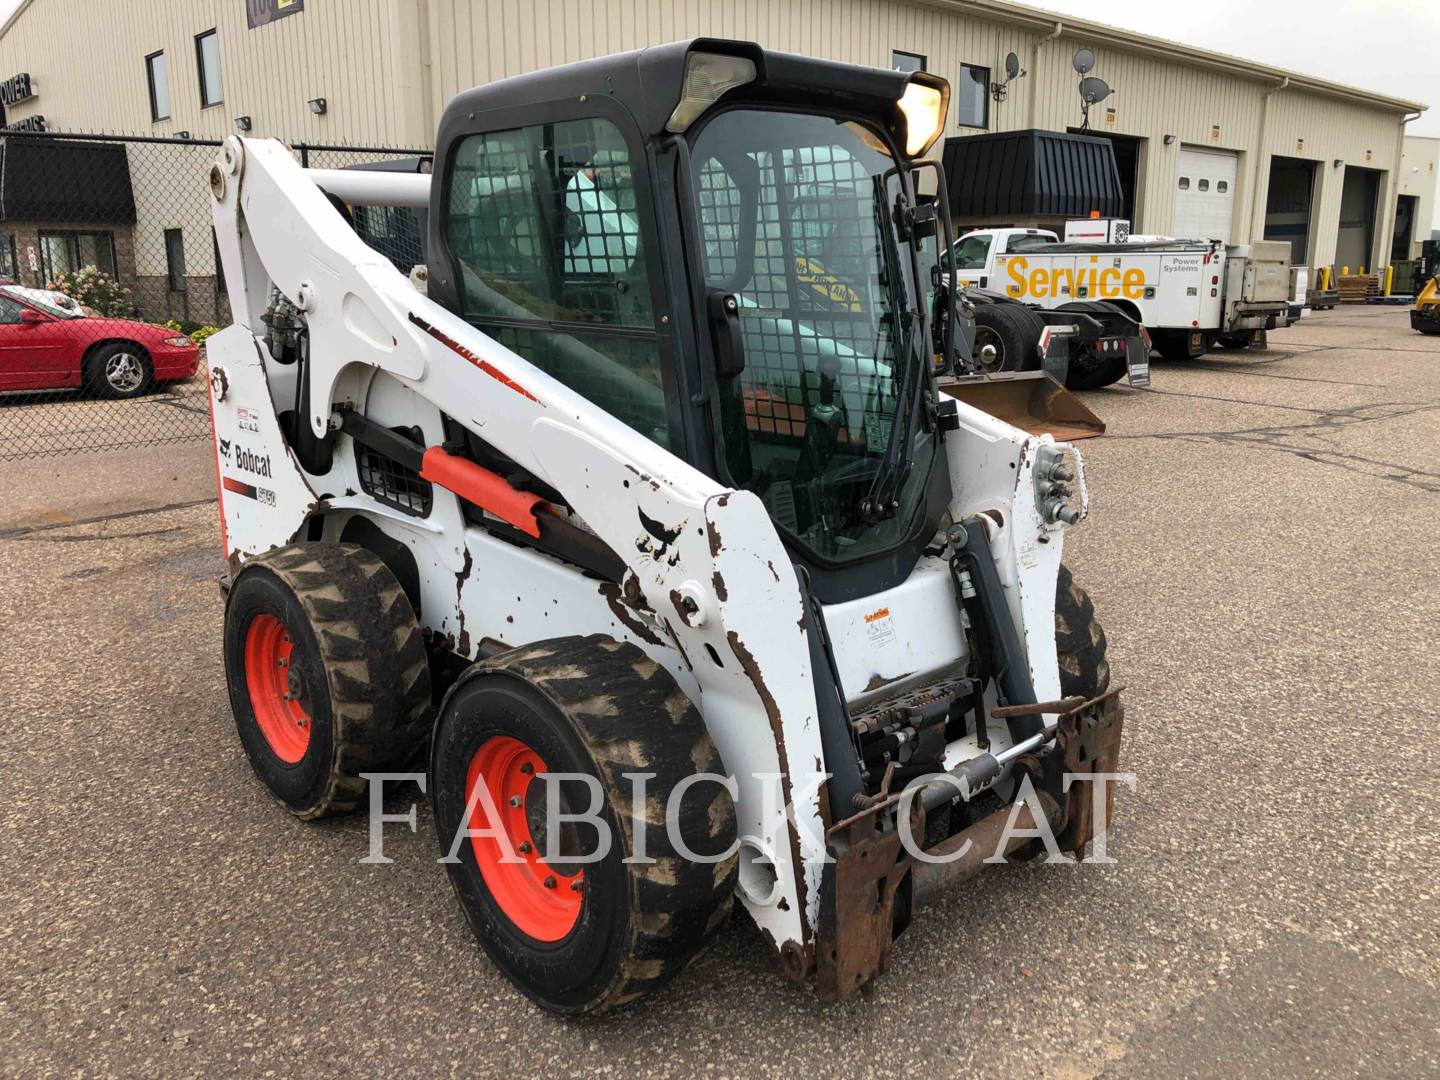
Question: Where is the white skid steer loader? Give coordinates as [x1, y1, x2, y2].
[207, 39, 1124, 1013]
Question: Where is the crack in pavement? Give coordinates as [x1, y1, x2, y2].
[0, 497, 215, 540]
[1110, 399, 1440, 493]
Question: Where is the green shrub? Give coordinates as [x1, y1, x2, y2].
[162, 318, 221, 346]
[45, 266, 133, 318]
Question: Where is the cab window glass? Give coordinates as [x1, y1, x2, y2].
[951, 233, 991, 270]
[0, 297, 22, 324]
[443, 117, 668, 446]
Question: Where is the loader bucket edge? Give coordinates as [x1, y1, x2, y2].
[938, 372, 1106, 441]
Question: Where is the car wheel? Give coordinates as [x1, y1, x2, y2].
[86, 343, 154, 399]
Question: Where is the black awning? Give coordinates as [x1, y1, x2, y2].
[940, 129, 1124, 219]
[0, 137, 137, 224]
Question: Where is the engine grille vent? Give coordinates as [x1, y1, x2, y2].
[356, 426, 432, 517]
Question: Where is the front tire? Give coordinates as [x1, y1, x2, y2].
[224, 543, 432, 818]
[432, 636, 738, 1014]
[86, 342, 154, 398]
[1055, 564, 1110, 699]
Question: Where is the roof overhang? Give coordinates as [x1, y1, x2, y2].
[916, 0, 1427, 116]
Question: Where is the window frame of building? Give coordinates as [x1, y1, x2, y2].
[891, 50, 926, 74]
[0, 234, 17, 280]
[165, 228, 187, 292]
[145, 50, 170, 122]
[38, 230, 119, 283]
[957, 63, 989, 130]
[195, 29, 223, 109]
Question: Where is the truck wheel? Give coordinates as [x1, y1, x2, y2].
[1063, 350, 1129, 391]
[972, 302, 1045, 372]
[224, 543, 432, 818]
[1055, 564, 1110, 699]
[1152, 331, 1205, 362]
[431, 635, 738, 1014]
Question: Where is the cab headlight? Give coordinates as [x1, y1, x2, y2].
[898, 78, 946, 156]
[666, 51, 757, 133]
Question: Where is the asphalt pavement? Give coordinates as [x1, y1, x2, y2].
[1, 306, 1436, 1077]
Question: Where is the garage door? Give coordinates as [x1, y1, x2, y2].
[1175, 147, 1238, 242]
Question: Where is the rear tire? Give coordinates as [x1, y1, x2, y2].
[1152, 330, 1206, 362]
[1055, 564, 1110, 699]
[432, 635, 738, 1014]
[971, 302, 1045, 373]
[1063, 350, 1129, 391]
[86, 342, 154, 399]
[224, 543, 432, 818]
[1053, 301, 1135, 390]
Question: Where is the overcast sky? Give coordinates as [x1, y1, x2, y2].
[1030, 0, 1438, 134]
[1, 0, 1432, 133]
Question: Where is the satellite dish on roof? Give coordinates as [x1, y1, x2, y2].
[1073, 47, 1096, 75]
[1005, 52, 1022, 81]
[1079, 76, 1112, 105]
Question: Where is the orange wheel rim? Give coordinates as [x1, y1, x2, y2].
[465, 735, 583, 942]
[243, 613, 312, 764]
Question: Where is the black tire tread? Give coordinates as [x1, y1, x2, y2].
[972, 301, 1046, 372]
[233, 542, 431, 819]
[475, 635, 738, 1012]
[1055, 564, 1110, 699]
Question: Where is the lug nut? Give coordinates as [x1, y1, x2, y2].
[543, 875, 557, 889]
[519, 762, 534, 776]
[518, 841, 532, 854]
[570, 879, 584, 893]
[509, 795, 522, 808]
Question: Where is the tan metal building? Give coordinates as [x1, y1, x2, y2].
[0, 0, 1427, 284]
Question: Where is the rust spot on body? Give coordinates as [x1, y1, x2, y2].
[711, 571, 728, 602]
[863, 671, 913, 693]
[599, 581, 664, 647]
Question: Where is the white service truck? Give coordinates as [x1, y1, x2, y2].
[949, 221, 1301, 361]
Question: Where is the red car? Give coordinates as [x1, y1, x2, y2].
[0, 285, 201, 398]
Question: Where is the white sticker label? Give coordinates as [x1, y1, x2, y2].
[863, 607, 897, 649]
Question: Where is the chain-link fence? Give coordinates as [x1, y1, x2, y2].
[0, 130, 429, 461]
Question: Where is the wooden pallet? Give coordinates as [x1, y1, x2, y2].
[1337, 273, 1379, 303]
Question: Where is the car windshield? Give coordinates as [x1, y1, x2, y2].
[690, 109, 935, 564]
[1, 286, 83, 319]
[950, 234, 992, 270]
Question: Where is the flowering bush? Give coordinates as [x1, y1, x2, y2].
[45, 266, 134, 318]
[162, 319, 222, 346]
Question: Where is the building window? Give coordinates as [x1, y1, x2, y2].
[0, 234, 17, 281]
[196, 30, 223, 107]
[1198, 179, 1209, 192]
[1217, 180, 1228, 193]
[1178, 177, 1190, 190]
[39, 231, 119, 283]
[146, 50, 170, 121]
[891, 50, 926, 74]
[957, 63, 989, 129]
[165, 229, 187, 291]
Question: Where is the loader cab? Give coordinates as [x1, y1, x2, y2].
[428, 40, 954, 600]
